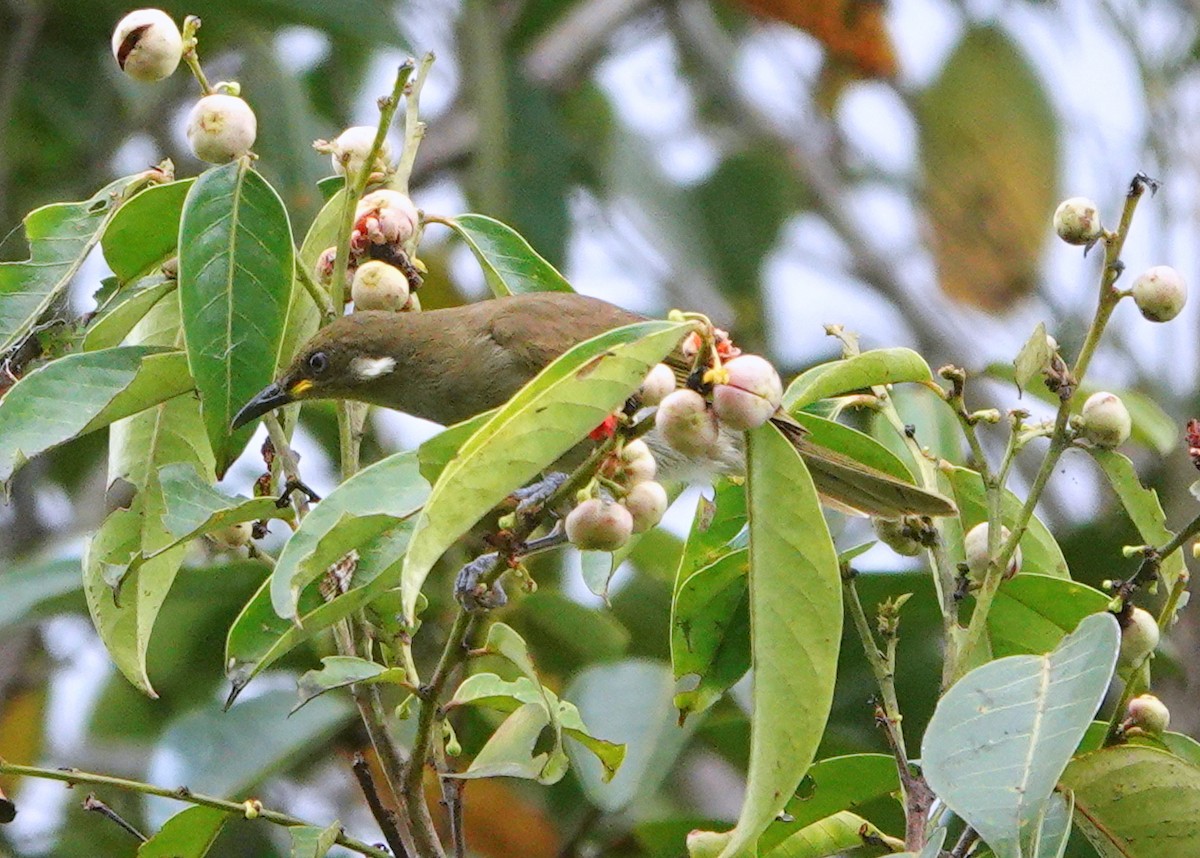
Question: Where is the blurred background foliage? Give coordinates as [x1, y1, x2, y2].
[1, 0, 1199, 856]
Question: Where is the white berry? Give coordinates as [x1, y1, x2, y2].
[566, 498, 633, 551]
[112, 9, 182, 82]
[1126, 693, 1170, 735]
[1118, 607, 1160, 669]
[330, 126, 392, 179]
[623, 480, 669, 533]
[1131, 265, 1187, 323]
[711, 354, 783, 431]
[1053, 197, 1102, 246]
[964, 522, 1021, 583]
[655, 389, 720, 457]
[351, 261, 410, 311]
[1080, 392, 1131, 449]
[186, 94, 257, 163]
[616, 439, 657, 487]
[639, 363, 677, 406]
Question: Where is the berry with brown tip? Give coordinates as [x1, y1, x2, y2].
[112, 9, 182, 82]
[1118, 606, 1160, 669]
[1053, 197, 1102, 246]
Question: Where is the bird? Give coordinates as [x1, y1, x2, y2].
[232, 291, 955, 519]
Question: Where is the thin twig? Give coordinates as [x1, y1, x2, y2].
[351, 753, 409, 858]
[440, 776, 466, 858]
[950, 826, 980, 858]
[82, 793, 147, 842]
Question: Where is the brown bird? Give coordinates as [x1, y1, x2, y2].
[233, 292, 955, 518]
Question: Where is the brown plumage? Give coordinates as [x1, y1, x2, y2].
[234, 292, 955, 517]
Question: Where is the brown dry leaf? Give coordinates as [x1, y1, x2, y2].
[919, 26, 1060, 311]
[735, 0, 898, 79]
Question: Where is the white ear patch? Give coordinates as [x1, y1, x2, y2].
[350, 356, 397, 380]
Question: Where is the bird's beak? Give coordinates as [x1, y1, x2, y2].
[232, 382, 293, 430]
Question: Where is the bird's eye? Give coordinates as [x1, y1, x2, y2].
[307, 352, 329, 374]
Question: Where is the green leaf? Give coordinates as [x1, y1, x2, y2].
[793, 411, 917, 482]
[178, 160, 295, 475]
[920, 613, 1119, 858]
[288, 821, 342, 858]
[226, 523, 417, 701]
[702, 421, 843, 858]
[400, 320, 689, 622]
[144, 689, 354, 828]
[671, 548, 750, 719]
[156, 462, 288, 544]
[82, 276, 177, 351]
[758, 754, 899, 851]
[1031, 791, 1073, 858]
[294, 656, 407, 713]
[458, 701, 561, 781]
[442, 213, 574, 296]
[1062, 745, 1200, 858]
[1013, 322, 1052, 395]
[0, 175, 139, 356]
[416, 410, 495, 486]
[988, 574, 1109, 657]
[947, 466, 1069, 578]
[783, 348, 933, 411]
[139, 806, 229, 858]
[270, 450, 429, 620]
[102, 180, 194, 282]
[755, 811, 895, 858]
[1088, 449, 1185, 591]
[0, 346, 191, 487]
[565, 659, 695, 812]
[280, 188, 343, 370]
[0, 558, 84, 630]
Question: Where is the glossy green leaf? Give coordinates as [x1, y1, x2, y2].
[443, 213, 574, 296]
[988, 575, 1109, 657]
[156, 462, 288, 544]
[178, 159, 295, 475]
[400, 320, 689, 622]
[288, 821, 341, 858]
[0, 558, 84, 630]
[784, 348, 932, 411]
[138, 806, 228, 858]
[226, 524, 415, 701]
[758, 754, 899, 851]
[673, 479, 749, 587]
[671, 548, 749, 719]
[1062, 745, 1200, 858]
[1088, 449, 1185, 591]
[280, 188, 342, 369]
[566, 659, 694, 812]
[270, 449, 428, 619]
[416, 410, 494, 486]
[756, 811, 895, 858]
[458, 701, 561, 781]
[947, 466, 1069, 578]
[82, 276, 177, 351]
[921, 613, 1119, 858]
[102, 180, 193, 282]
[0, 346, 191, 487]
[294, 656, 407, 713]
[793, 411, 917, 482]
[144, 689, 354, 828]
[1013, 322, 1053, 395]
[700, 421, 843, 858]
[0, 175, 138, 356]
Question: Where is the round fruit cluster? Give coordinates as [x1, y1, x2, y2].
[316, 190, 423, 313]
[565, 440, 668, 552]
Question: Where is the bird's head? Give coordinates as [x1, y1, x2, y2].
[232, 313, 403, 430]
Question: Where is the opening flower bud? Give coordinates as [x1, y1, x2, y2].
[1131, 265, 1187, 323]
[711, 354, 782, 431]
[1053, 197, 1102, 246]
[1126, 693, 1170, 736]
[186, 94, 257, 163]
[112, 9, 183, 82]
[565, 498, 633, 552]
[617, 439, 657, 486]
[351, 260, 410, 311]
[964, 522, 1021, 583]
[351, 190, 419, 253]
[1079, 391, 1131, 449]
[623, 480, 669, 533]
[655, 389, 720, 456]
[330, 126, 392, 179]
[640, 363, 677, 406]
[1118, 606, 1160, 669]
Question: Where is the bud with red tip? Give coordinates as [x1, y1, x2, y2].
[1125, 693, 1170, 736]
[351, 190, 419, 254]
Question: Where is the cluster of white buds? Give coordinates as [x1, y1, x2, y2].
[566, 439, 668, 552]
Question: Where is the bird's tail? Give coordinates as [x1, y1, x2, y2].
[771, 417, 957, 519]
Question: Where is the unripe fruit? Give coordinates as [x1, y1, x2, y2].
[711, 354, 783, 431]
[617, 439, 657, 486]
[351, 190, 419, 252]
[1080, 391, 1131, 449]
[186, 94, 257, 163]
[1118, 607, 1160, 669]
[1126, 693, 1170, 736]
[1053, 197, 1102, 246]
[565, 498, 633, 551]
[655, 389, 720, 456]
[963, 522, 1021, 582]
[640, 363, 677, 406]
[873, 517, 924, 557]
[330, 126, 392, 178]
[351, 260, 409, 311]
[208, 521, 252, 550]
[623, 480, 669, 533]
[112, 9, 183, 82]
[1131, 265, 1187, 323]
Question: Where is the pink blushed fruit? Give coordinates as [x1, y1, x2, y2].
[655, 389, 720, 456]
[623, 480, 668, 533]
[639, 363, 677, 406]
[565, 498, 633, 551]
[711, 354, 782, 431]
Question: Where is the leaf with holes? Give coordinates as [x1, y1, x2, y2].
[178, 159, 294, 475]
